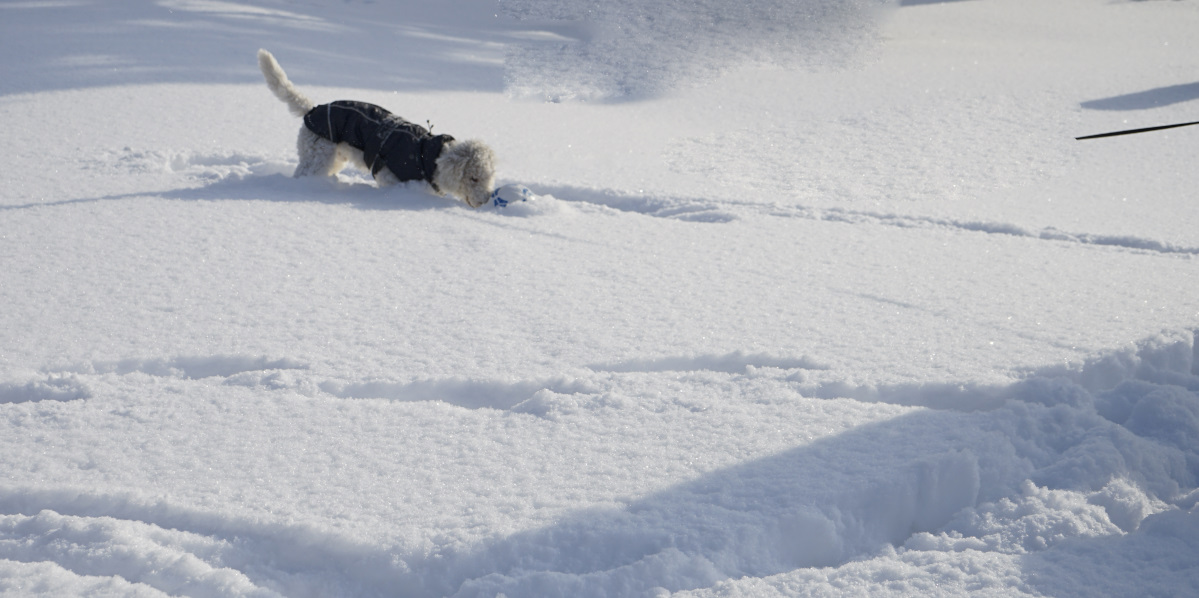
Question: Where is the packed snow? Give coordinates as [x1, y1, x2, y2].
[1, 0, 1198, 596]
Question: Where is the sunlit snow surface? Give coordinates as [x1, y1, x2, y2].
[1, 0, 1198, 596]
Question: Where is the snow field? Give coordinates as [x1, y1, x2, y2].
[2, 0, 1199, 595]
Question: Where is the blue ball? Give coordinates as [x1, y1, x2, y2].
[490, 184, 534, 208]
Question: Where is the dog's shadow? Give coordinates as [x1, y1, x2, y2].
[2, 171, 459, 213]
[177, 172, 457, 212]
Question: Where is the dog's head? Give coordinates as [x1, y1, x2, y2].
[433, 139, 496, 208]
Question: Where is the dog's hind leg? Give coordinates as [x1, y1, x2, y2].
[293, 126, 343, 177]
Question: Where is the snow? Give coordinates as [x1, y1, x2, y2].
[1, 0, 1198, 596]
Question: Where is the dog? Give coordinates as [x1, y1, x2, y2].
[257, 49, 495, 208]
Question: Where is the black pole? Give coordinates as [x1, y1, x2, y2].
[1076, 119, 1199, 140]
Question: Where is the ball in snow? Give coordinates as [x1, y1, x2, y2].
[490, 184, 534, 208]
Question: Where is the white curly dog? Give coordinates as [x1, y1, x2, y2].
[258, 49, 496, 208]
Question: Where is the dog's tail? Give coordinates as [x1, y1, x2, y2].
[257, 49, 315, 118]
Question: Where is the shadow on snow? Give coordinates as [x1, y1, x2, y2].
[0, 172, 459, 213]
[1081, 81, 1199, 111]
[0, 0, 507, 96]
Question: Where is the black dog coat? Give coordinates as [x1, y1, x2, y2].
[302, 101, 455, 188]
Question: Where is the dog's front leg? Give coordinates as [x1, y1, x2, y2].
[373, 168, 401, 188]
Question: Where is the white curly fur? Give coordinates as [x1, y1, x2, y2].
[257, 49, 496, 208]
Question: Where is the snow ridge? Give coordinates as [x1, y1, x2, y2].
[0, 488, 405, 598]
[535, 185, 1199, 256]
[411, 331, 1199, 596]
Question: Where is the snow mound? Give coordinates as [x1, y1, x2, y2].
[500, 0, 890, 100]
